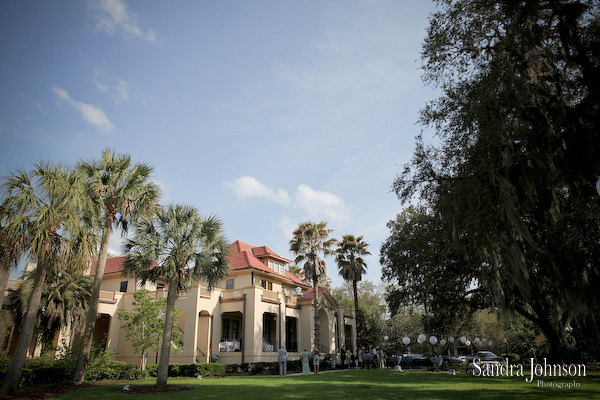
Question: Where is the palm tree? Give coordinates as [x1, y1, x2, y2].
[0, 162, 93, 395]
[122, 204, 229, 388]
[335, 234, 370, 345]
[287, 264, 304, 280]
[289, 221, 336, 350]
[7, 262, 93, 352]
[0, 233, 24, 308]
[73, 149, 159, 384]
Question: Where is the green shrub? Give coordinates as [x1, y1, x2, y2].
[23, 355, 57, 369]
[179, 363, 200, 377]
[19, 368, 36, 387]
[5, 366, 70, 388]
[85, 348, 120, 381]
[168, 363, 181, 377]
[0, 354, 11, 370]
[268, 362, 279, 374]
[144, 363, 225, 378]
[197, 363, 226, 377]
[288, 359, 301, 372]
[225, 363, 237, 373]
[146, 364, 158, 377]
[115, 365, 149, 380]
[251, 363, 264, 374]
[0, 356, 71, 388]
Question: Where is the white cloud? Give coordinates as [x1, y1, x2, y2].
[87, 0, 157, 42]
[277, 215, 297, 241]
[224, 176, 349, 222]
[223, 176, 291, 206]
[51, 86, 114, 133]
[93, 64, 134, 104]
[294, 184, 348, 222]
[35, 103, 49, 114]
[111, 79, 131, 103]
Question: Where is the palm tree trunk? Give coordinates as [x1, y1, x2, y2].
[73, 217, 112, 384]
[352, 279, 359, 347]
[313, 280, 320, 350]
[0, 267, 10, 309]
[1, 255, 49, 395]
[157, 274, 179, 387]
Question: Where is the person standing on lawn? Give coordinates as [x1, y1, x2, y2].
[312, 347, 321, 374]
[278, 346, 288, 375]
[301, 349, 311, 375]
[358, 347, 364, 369]
[346, 348, 352, 369]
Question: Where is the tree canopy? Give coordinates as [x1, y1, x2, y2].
[7, 263, 92, 352]
[0, 162, 94, 395]
[387, 0, 600, 362]
[381, 206, 483, 334]
[336, 234, 370, 344]
[289, 221, 336, 350]
[74, 149, 160, 384]
[123, 204, 229, 387]
[117, 289, 180, 371]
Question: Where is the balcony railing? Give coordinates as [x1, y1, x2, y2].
[221, 289, 244, 300]
[6, 279, 22, 289]
[285, 296, 298, 307]
[261, 289, 279, 302]
[99, 290, 116, 302]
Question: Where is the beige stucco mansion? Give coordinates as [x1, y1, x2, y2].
[1, 240, 356, 366]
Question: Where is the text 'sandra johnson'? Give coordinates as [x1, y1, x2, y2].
[472, 358, 586, 382]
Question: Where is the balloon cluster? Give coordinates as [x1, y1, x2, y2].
[400, 334, 490, 347]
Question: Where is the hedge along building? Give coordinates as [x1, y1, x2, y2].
[0, 240, 356, 366]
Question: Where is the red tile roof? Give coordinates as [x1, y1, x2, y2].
[299, 287, 326, 301]
[90, 241, 309, 287]
[252, 245, 291, 262]
[90, 257, 126, 275]
[229, 240, 309, 287]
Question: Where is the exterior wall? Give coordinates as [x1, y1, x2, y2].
[298, 300, 314, 352]
[0, 264, 356, 367]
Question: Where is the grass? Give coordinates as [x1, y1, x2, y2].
[57, 369, 600, 400]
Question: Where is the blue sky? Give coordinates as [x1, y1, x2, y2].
[1, 0, 439, 287]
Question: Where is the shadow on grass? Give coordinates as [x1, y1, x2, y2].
[61, 369, 600, 400]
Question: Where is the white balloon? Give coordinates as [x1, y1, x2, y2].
[460, 336, 466, 344]
[384, 336, 389, 341]
[448, 336, 455, 343]
[429, 336, 438, 345]
[465, 340, 471, 346]
[440, 339, 447, 346]
[418, 334, 426, 343]
[488, 341, 493, 347]
[402, 336, 411, 345]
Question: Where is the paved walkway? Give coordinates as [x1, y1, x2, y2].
[229, 369, 347, 378]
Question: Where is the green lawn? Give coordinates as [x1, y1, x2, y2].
[57, 369, 600, 400]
